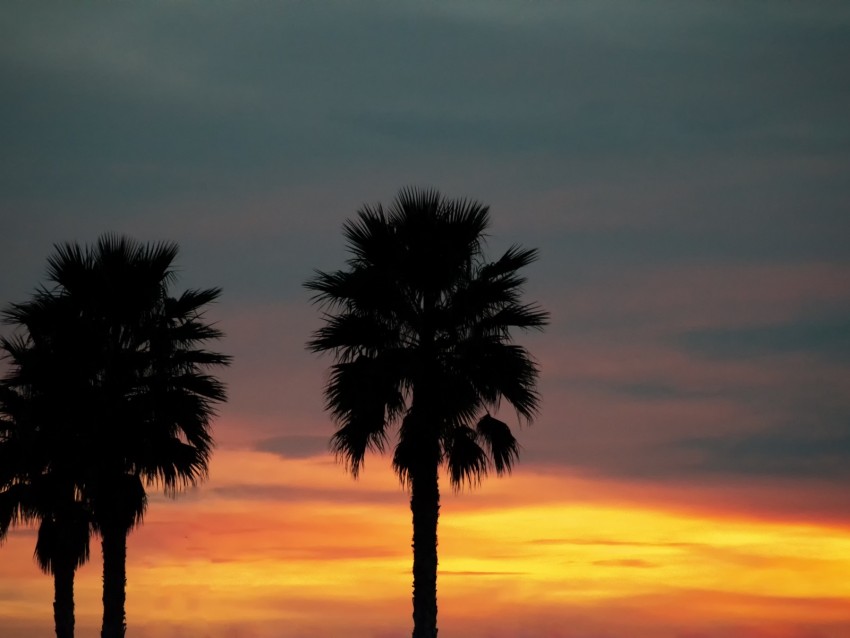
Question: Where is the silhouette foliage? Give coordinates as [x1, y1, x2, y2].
[1, 282, 95, 638]
[306, 187, 547, 638]
[0, 235, 229, 638]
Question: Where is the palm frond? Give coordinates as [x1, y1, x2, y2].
[306, 266, 414, 323]
[453, 338, 541, 421]
[445, 426, 489, 491]
[482, 303, 549, 333]
[343, 205, 394, 266]
[476, 414, 520, 475]
[480, 245, 539, 279]
[140, 438, 211, 494]
[325, 355, 406, 477]
[167, 288, 222, 318]
[0, 482, 40, 537]
[307, 312, 399, 361]
[330, 417, 388, 479]
[34, 509, 91, 573]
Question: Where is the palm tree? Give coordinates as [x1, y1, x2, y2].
[306, 187, 548, 638]
[1, 235, 229, 638]
[1, 291, 94, 638]
[0, 428, 92, 638]
[0, 465, 91, 638]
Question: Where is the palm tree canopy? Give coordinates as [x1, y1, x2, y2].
[1, 235, 229, 533]
[306, 187, 548, 488]
[0, 327, 92, 575]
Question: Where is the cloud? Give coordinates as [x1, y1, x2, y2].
[254, 434, 330, 459]
[673, 420, 850, 481]
[678, 316, 850, 361]
[3, 1, 849, 209]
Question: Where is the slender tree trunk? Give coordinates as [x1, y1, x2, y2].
[101, 526, 127, 638]
[53, 559, 75, 638]
[410, 454, 440, 638]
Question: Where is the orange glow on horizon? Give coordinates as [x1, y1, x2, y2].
[2, 449, 849, 637]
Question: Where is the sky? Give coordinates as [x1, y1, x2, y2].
[1, 1, 849, 636]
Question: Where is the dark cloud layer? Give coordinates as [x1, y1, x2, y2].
[675, 420, 850, 480]
[679, 317, 850, 361]
[3, 3, 849, 199]
[2, 1, 849, 518]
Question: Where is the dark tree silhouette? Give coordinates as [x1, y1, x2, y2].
[0, 427, 92, 638]
[306, 187, 547, 638]
[0, 470, 90, 638]
[1, 291, 95, 638]
[0, 235, 229, 638]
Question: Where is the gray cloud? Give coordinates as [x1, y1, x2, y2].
[3, 1, 849, 202]
[678, 316, 850, 361]
[598, 382, 721, 402]
[254, 434, 330, 459]
[673, 419, 850, 481]
[2, 0, 850, 519]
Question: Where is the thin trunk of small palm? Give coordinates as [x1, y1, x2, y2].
[101, 526, 127, 638]
[410, 456, 440, 638]
[52, 559, 75, 638]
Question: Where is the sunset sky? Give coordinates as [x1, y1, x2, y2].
[2, 2, 850, 637]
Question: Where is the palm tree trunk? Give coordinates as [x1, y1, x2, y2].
[410, 455, 440, 638]
[53, 559, 75, 638]
[101, 526, 127, 638]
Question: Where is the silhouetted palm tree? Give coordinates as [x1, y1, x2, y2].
[0, 469, 91, 638]
[306, 188, 547, 638]
[1, 235, 229, 638]
[1, 291, 94, 638]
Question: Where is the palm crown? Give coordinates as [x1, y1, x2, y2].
[3, 237, 227, 497]
[307, 187, 548, 486]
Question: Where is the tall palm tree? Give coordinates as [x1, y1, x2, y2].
[306, 187, 548, 638]
[2, 235, 229, 638]
[1, 291, 95, 638]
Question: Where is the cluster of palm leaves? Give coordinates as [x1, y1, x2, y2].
[0, 236, 229, 638]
